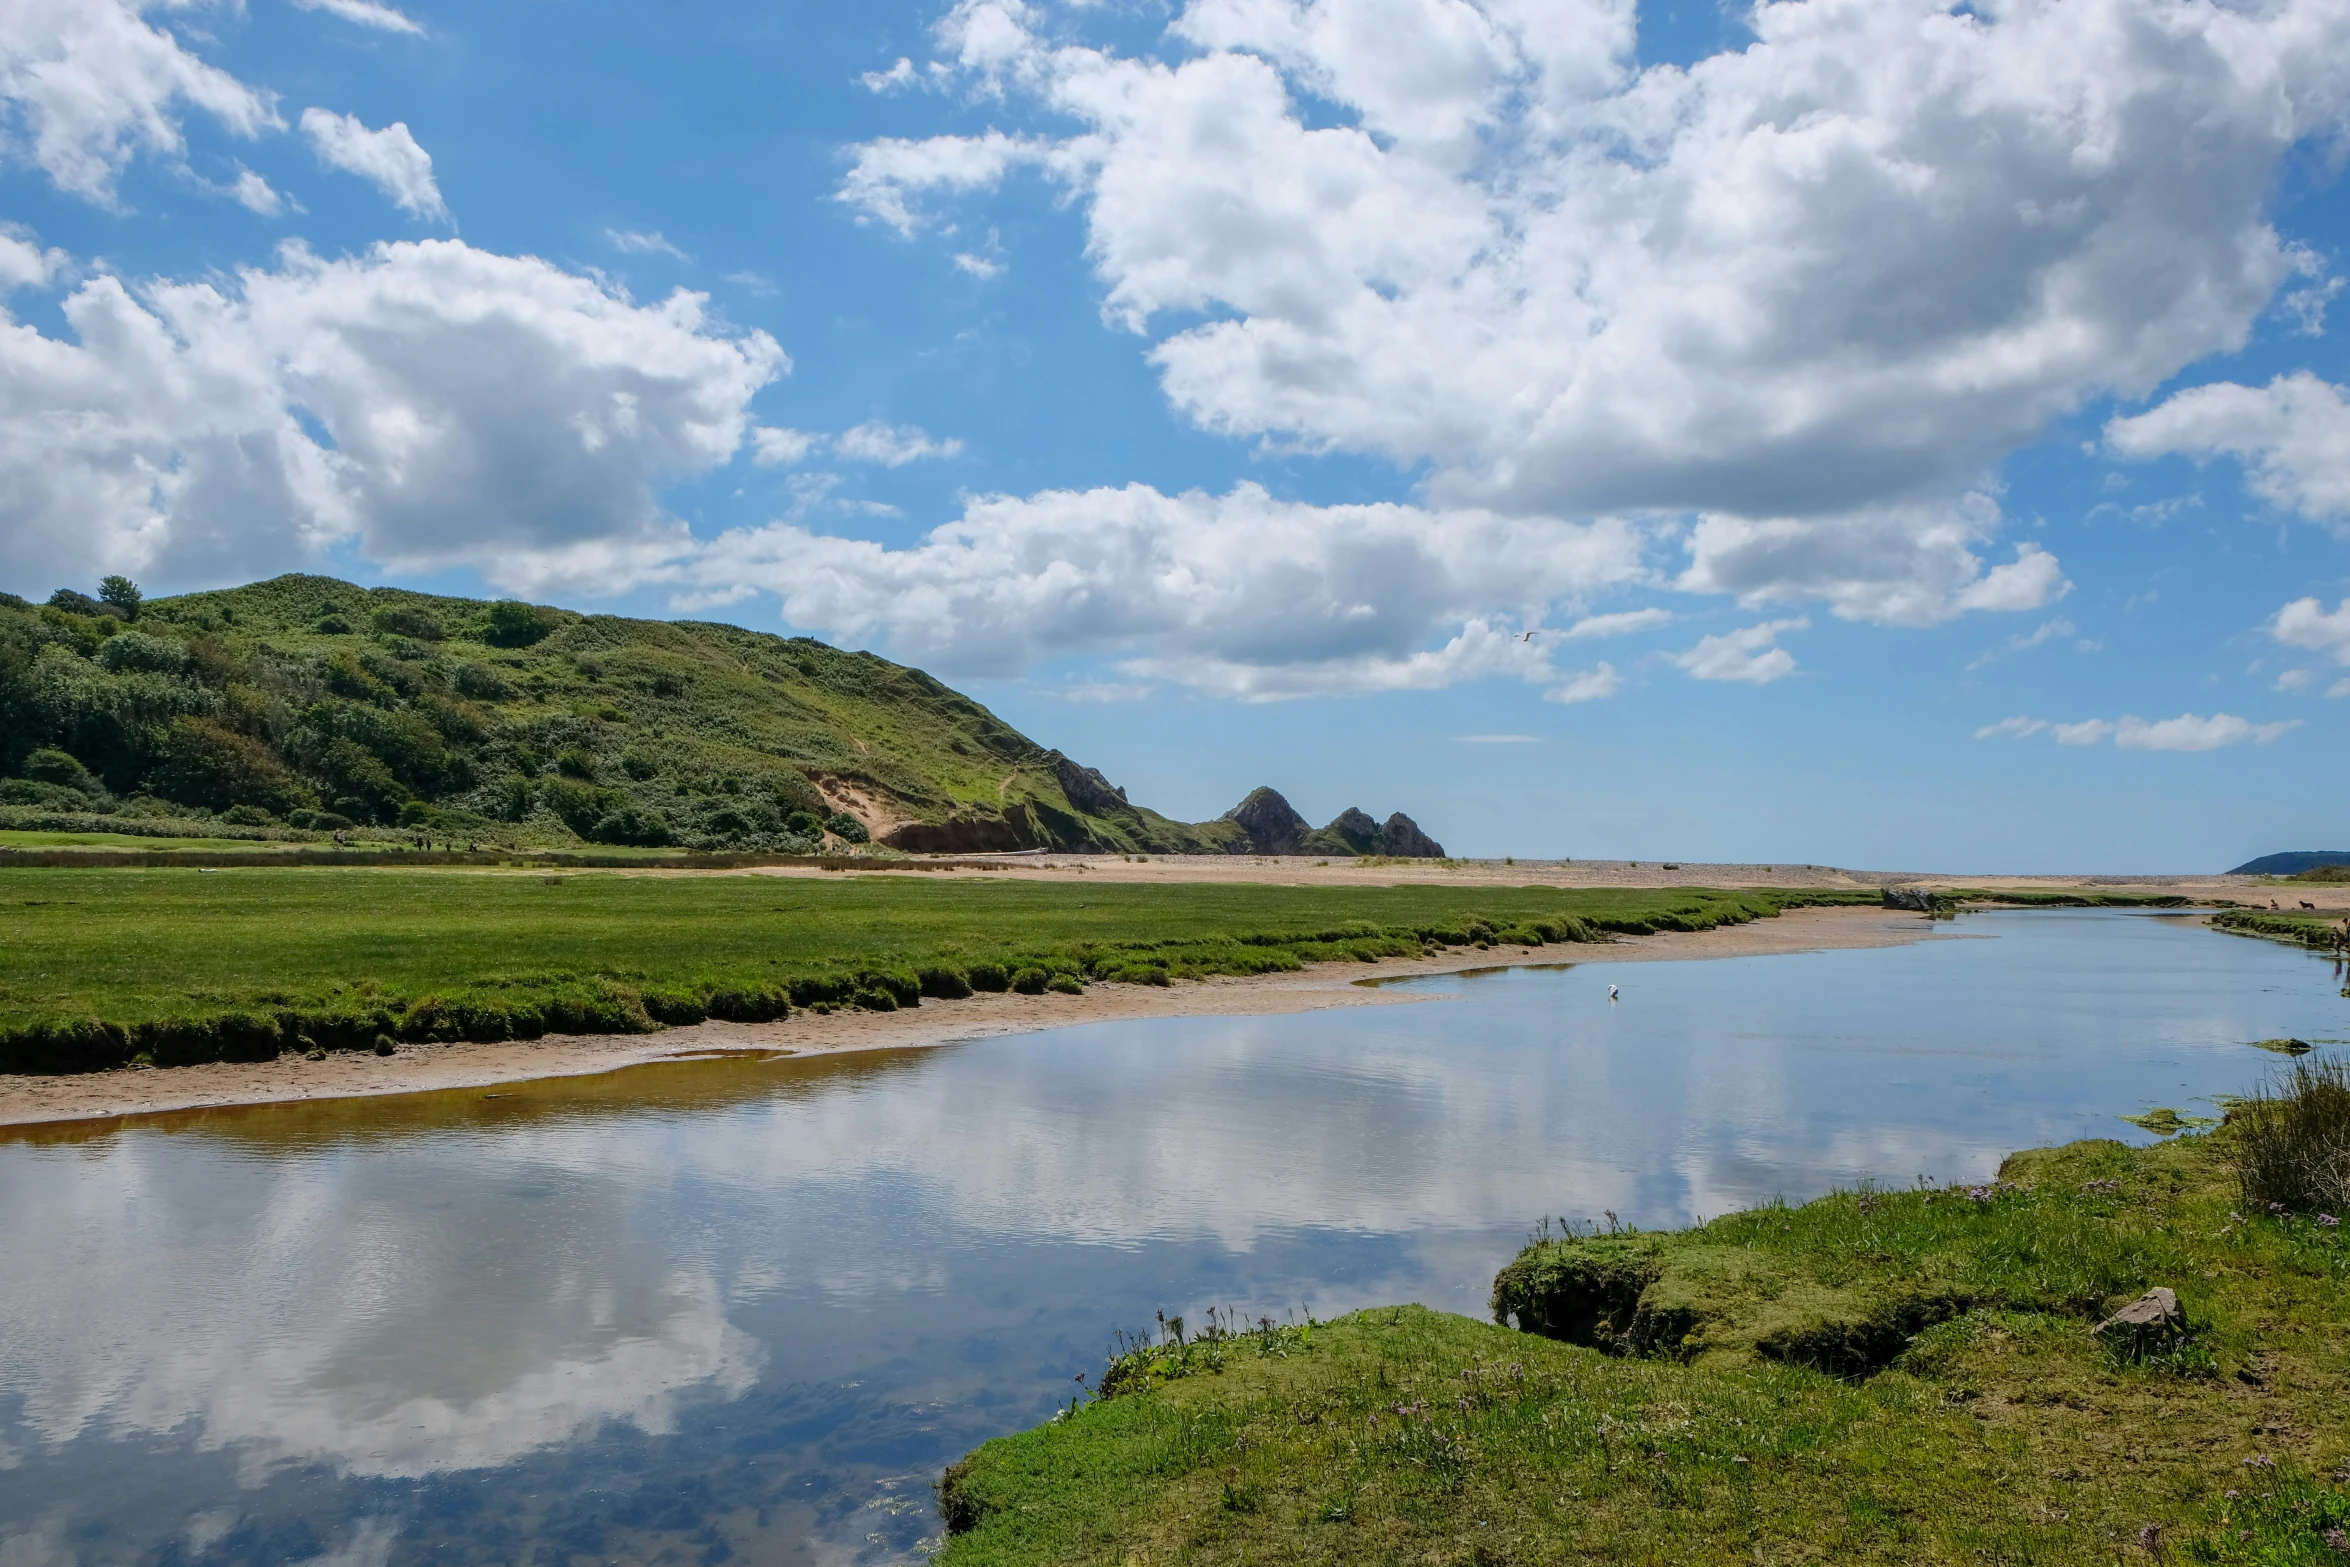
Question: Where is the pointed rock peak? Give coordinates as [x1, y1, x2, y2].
[1325, 807, 1380, 853]
[1377, 812, 1445, 859]
[1222, 786, 1311, 854]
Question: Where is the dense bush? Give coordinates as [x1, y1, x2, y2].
[967, 963, 1011, 993]
[826, 811, 870, 844]
[484, 601, 557, 648]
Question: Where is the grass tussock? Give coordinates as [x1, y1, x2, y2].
[937, 1120, 2350, 1566]
[0, 872, 1871, 1072]
[2227, 1056, 2350, 1216]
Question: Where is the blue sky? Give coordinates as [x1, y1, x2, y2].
[3, 0, 2349, 870]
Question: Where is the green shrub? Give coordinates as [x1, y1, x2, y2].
[919, 965, 974, 999]
[371, 605, 444, 641]
[826, 811, 870, 844]
[1046, 974, 1085, 996]
[1011, 967, 1050, 995]
[967, 963, 1011, 993]
[23, 748, 97, 791]
[483, 600, 557, 648]
[373, 1035, 396, 1056]
[853, 986, 899, 1012]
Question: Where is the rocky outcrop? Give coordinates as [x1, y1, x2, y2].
[1222, 787, 1313, 855]
[1209, 789, 1445, 858]
[1047, 751, 1129, 817]
[1377, 813, 1444, 858]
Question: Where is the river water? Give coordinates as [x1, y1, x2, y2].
[0, 910, 2342, 1565]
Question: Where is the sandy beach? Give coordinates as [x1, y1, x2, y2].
[0, 903, 1959, 1130]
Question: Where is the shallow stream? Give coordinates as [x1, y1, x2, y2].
[1, 910, 2343, 1564]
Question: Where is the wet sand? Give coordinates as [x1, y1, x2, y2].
[0, 905, 1954, 1129]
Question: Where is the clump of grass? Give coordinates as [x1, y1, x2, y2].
[2226, 1056, 2350, 1214]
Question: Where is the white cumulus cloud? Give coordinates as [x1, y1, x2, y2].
[2273, 597, 2350, 664]
[0, 0, 280, 202]
[1672, 620, 1807, 684]
[0, 237, 785, 594]
[300, 107, 447, 222]
[841, 0, 2350, 624]
[2107, 372, 2350, 523]
[680, 480, 1643, 694]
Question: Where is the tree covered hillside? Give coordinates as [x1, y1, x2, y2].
[0, 575, 1234, 855]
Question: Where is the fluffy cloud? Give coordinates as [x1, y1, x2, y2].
[843, 0, 2350, 622]
[300, 108, 448, 222]
[1677, 501, 2068, 626]
[2106, 372, 2350, 523]
[0, 0, 279, 201]
[2045, 713, 2299, 750]
[0, 237, 784, 593]
[2273, 597, 2350, 664]
[681, 480, 1643, 695]
[1671, 619, 1807, 684]
[290, 0, 425, 35]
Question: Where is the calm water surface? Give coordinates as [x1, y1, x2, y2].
[1, 911, 2343, 1564]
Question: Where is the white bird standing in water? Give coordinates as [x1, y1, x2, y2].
[1609, 985, 1619, 1002]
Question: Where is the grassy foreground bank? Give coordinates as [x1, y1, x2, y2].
[938, 1089, 2350, 1565]
[0, 873, 1869, 1072]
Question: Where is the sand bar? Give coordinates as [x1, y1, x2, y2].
[0, 904, 1967, 1130]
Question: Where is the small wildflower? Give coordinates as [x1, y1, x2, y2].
[2245, 1454, 2276, 1469]
[2320, 1213, 2341, 1229]
[2224, 1489, 2240, 1500]
[2323, 1527, 2349, 1553]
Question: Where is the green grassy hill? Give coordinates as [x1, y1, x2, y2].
[0, 575, 1255, 855]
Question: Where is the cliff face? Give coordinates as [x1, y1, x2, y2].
[1216, 787, 1446, 858]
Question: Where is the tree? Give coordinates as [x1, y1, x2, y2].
[98, 576, 142, 618]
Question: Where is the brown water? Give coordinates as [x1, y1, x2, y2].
[0, 910, 2341, 1564]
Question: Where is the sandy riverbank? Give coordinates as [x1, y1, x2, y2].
[0, 904, 1955, 1130]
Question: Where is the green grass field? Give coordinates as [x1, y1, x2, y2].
[0, 829, 308, 852]
[0, 870, 1869, 1069]
[938, 1129, 2350, 1566]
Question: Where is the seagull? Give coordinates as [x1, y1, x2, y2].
[1608, 984, 1619, 1002]
[1518, 630, 1539, 642]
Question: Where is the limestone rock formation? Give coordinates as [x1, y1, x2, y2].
[1214, 789, 1445, 858]
[1222, 786, 1313, 855]
[1377, 813, 1444, 858]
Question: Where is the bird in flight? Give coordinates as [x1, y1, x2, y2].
[1518, 630, 1538, 642]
